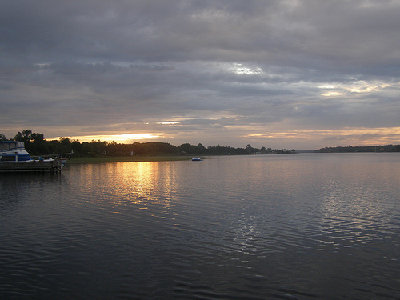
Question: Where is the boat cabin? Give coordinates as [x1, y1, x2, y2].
[0, 141, 31, 162]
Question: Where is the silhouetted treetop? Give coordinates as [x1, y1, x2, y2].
[2, 130, 296, 156]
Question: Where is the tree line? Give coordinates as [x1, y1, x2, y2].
[318, 145, 400, 153]
[1, 130, 295, 157]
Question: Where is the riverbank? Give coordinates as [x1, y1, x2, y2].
[68, 155, 193, 164]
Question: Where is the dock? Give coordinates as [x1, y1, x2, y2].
[0, 159, 63, 173]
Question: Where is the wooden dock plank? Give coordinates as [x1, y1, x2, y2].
[0, 159, 63, 172]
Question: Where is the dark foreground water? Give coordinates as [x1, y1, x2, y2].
[1, 153, 399, 299]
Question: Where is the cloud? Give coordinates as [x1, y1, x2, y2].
[1, 0, 400, 148]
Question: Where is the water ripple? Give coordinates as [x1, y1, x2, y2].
[1, 154, 400, 298]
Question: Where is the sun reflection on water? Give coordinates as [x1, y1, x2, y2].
[114, 162, 175, 209]
[78, 162, 177, 212]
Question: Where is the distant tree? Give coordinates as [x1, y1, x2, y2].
[197, 143, 206, 153]
[59, 138, 72, 153]
[31, 133, 44, 143]
[30, 133, 46, 154]
[318, 144, 400, 153]
[14, 130, 32, 142]
[71, 141, 83, 155]
[0, 133, 7, 141]
[179, 143, 191, 154]
[245, 144, 258, 154]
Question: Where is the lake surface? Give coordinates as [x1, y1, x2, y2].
[1, 153, 399, 299]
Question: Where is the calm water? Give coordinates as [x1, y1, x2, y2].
[1, 154, 399, 299]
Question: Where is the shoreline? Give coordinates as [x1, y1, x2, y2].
[66, 152, 298, 164]
[67, 155, 193, 164]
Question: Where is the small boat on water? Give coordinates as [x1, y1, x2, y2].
[191, 157, 202, 161]
[0, 141, 63, 172]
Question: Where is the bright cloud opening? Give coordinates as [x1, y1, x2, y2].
[231, 63, 263, 75]
[62, 133, 161, 143]
[319, 81, 393, 97]
[157, 121, 181, 125]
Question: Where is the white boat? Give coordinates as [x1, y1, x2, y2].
[191, 157, 202, 161]
[0, 141, 31, 162]
[0, 141, 62, 172]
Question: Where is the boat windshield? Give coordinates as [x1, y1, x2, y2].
[0, 141, 18, 151]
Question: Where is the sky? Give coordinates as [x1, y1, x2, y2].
[1, 0, 400, 149]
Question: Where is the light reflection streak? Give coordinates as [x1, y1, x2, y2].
[319, 167, 392, 247]
[79, 162, 177, 212]
[117, 162, 175, 209]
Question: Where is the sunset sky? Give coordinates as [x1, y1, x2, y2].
[1, 0, 400, 149]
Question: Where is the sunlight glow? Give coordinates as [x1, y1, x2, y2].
[321, 91, 343, 97]
[231, 63, 263, 75]
[64, 133, 161, 143]
[317, 85, 336, 89]
[319, 81, 393, 97]
[344, 82, 391, 93]
[157, 121, 180, 125]
[244, 127, 400, 146]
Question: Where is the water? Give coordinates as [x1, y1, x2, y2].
[1, 153, 399, 299]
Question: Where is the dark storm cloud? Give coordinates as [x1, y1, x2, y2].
[1, 0, 400, 147]
[2, 0, 400, 68]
